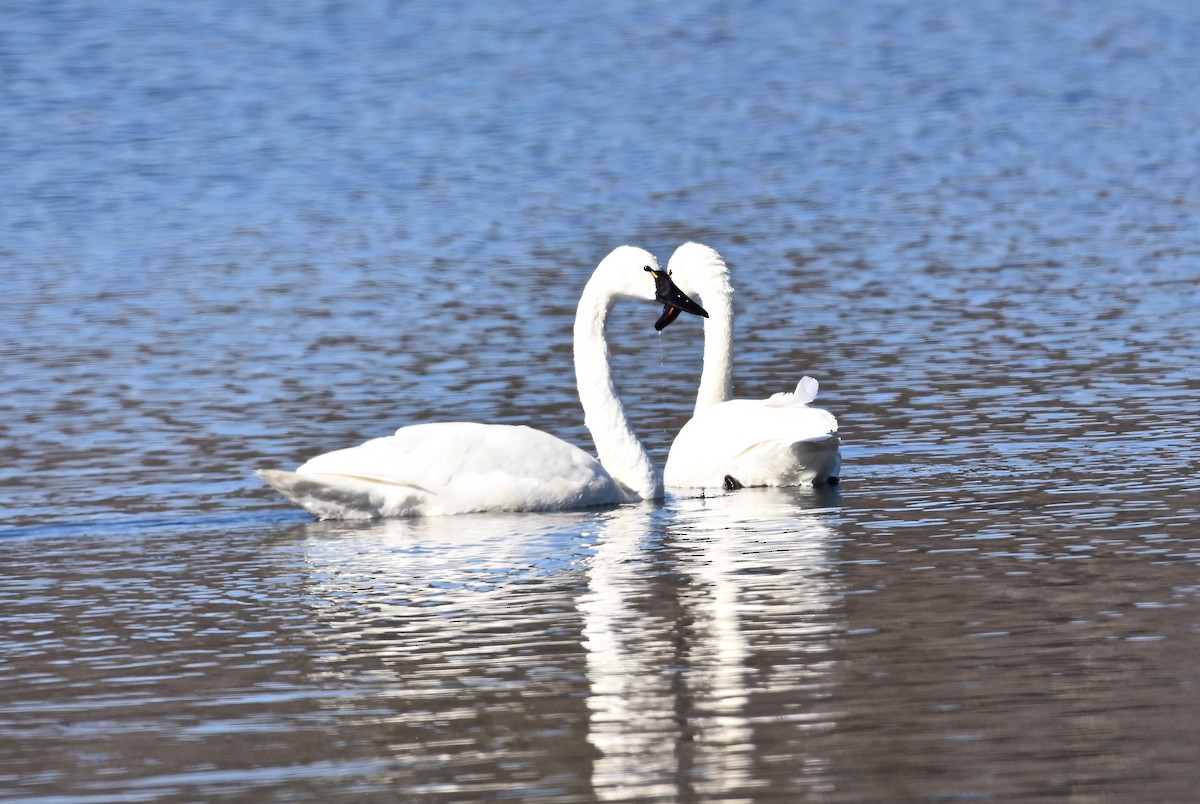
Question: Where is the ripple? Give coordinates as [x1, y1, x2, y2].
[5, 0, 1200, 800]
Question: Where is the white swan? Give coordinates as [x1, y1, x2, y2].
[657, 242, 841, 490]
[258, 246, 709, 519]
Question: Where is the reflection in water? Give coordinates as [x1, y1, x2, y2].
[284, 492, 845, 799]
[289, 509, 605, 799]
[7, 0, 1200, 798]
[667, 489, 842, 799]
[298, 511, 594, 610]
[577, 505, 676, 799]
[580, 490, 843, 800]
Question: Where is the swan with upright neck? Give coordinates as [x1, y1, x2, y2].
[658, 242, 841, 490]
[258, 246, 708, 518]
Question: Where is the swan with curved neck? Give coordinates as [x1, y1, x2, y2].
[658, 242, 841, 490]
[258, 246, 708, 518]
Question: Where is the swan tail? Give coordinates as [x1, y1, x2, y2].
[722, 432, 841, 489]
[790, 433, 841, 485]
[256, 468, 431, 519]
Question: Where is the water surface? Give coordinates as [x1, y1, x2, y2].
[3, 0, 1200, 800]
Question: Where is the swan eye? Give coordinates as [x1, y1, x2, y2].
[643, 265, 660, 278]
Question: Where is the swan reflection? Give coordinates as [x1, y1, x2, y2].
[582, 488, 843, 800]
[297, 510, 598, 605]
[286, 488, 843, 798]
[576, 504, 676, 799]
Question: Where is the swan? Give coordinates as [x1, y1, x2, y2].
[257, 246, 709, 519]
[657, 242, 841, 491]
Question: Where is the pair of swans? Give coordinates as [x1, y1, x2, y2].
[258, 244, 840, 519]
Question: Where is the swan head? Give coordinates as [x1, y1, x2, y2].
[666, 243, 733, 299]
[594, 245, 708, 324]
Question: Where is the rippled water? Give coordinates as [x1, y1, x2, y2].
[3, 0, 1200, 800]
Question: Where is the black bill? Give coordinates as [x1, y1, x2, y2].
[645, 267, 708, 330]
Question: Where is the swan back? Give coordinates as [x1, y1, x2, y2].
[663, 378, 840, 489]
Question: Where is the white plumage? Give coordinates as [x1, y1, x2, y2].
[259, 246, 708, 518]
[661, 243, 842, 490]
[259, 423, 622, 518]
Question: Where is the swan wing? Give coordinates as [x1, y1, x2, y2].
[664, 398, 840, 489]
[263, 422, 626, 518]
[257, 468, 430, 520]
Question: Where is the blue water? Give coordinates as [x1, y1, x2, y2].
[3, 0, 1200, 800]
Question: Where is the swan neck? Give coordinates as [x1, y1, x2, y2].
[573, 282, 663, 500]
[694, 290, 734, 414]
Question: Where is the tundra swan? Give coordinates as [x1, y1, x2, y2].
[658, 242, 841, 490]
[258, 246, 708, 518]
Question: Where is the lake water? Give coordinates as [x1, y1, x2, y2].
[3, 0, 1200, 800]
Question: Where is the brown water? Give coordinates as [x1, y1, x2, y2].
[3, 0, 1200, 800]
